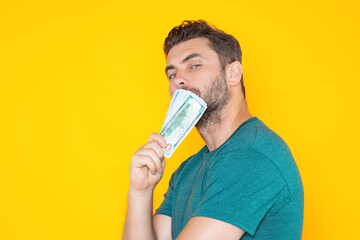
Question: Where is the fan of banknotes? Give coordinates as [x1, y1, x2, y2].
[160, 89, 207, 158]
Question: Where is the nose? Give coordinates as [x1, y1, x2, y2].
[169, 70, 190, 97]
[173, 71, 188, 89]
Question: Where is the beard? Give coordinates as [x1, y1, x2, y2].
[185, 70, 230, 130]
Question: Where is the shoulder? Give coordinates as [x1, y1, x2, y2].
[226, 117, 290, 151]
[212, 117, 302, 196]
[207, 148, 284, 186]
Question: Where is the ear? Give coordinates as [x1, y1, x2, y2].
[225, 61, 243, 87]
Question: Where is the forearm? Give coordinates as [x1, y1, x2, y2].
[123, 188, 156, 240]
[124, 133, 167, 240]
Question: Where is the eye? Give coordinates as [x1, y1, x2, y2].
[169, 73, 176, 79]
[191, 64, 201, 69]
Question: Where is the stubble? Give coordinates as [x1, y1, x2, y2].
[185, 70, 230, 130]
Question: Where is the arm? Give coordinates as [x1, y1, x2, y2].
[153, 214, 172, 240]
[123, 188, 156, 240]
[154, 215, 243, 240]
[177, 217, 245, 240]
[123, 133, 171, 240]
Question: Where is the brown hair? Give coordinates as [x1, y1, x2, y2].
[164, 20, 245, 98]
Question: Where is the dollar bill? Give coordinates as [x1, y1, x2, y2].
[161, 89, 187, 129]
[160, 89, 207, 158]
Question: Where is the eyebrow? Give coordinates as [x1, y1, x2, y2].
[165, 53, 207, 75]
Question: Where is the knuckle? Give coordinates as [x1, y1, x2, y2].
[144, 154, 152, 162]
[149, 132, 158, 140]
[152, 142, 162, 151]
[148, 141, 157, 148]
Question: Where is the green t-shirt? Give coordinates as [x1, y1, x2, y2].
[155, 117, 304, 239]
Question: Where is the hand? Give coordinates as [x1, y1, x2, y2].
[129, 133, 167, 192]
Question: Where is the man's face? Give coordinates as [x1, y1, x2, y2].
[165, 37, 230, 128]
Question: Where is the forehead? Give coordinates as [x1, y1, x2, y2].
[166, 37, 219, 64]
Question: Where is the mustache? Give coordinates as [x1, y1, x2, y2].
[180, 87, 202, 98]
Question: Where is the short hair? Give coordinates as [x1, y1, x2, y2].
[164, 20, 245, 98]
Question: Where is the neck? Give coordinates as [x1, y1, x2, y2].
[197, 99, 253, 152]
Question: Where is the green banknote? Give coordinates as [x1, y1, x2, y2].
[160, 89, 207, 158]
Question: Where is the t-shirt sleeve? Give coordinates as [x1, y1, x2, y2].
[190, 149, 288, 236]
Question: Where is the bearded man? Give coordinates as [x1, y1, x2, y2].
[123, 20, 304, 240]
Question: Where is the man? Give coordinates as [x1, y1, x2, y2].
[123, 20, 304, 240]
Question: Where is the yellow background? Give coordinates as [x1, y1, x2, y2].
[1, 0, 359, 239]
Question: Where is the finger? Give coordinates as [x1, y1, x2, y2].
[137, 148, 163, 173]
[137, 154, 157, 175]
[143, 141, 164, 160]
[148, 133, 167, 148]
[161, 158, 166, 172]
